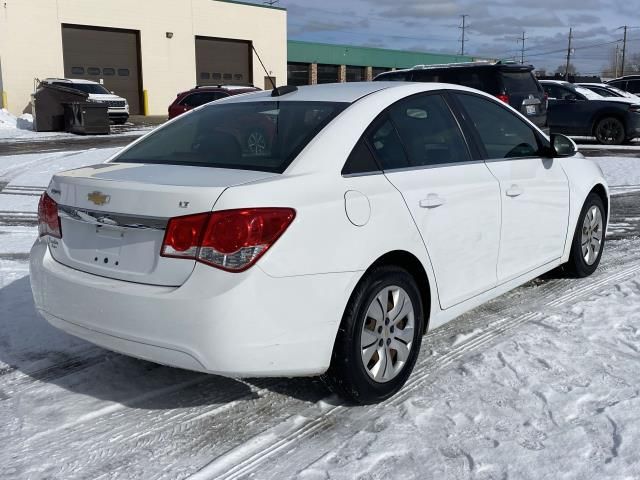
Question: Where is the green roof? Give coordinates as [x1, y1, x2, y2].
[288, 40, 475, 68]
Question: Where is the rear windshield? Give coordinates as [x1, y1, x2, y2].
[116, 101, 348, 173]
[500, 72, 540, 93]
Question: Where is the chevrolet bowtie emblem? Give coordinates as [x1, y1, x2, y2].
[87, 191, 111, 206]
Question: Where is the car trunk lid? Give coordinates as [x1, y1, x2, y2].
[47, 162, 277, 286]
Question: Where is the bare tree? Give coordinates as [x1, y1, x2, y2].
[555, 63, 577, 75]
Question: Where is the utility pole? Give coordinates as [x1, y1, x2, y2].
[565, 27, 573, 81]
[621, 25, 627, 76]
[615, 44, 620, 77]
[517, 31, 527, 64]
[459, 14, 468, 56]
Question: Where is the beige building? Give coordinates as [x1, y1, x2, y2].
[0, 0, 287, 116]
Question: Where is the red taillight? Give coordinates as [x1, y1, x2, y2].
[161, 208, 296, 272]
[37, 192, 62, 238]
[496, 93, 510, 104]
[161, 212, 209, 259]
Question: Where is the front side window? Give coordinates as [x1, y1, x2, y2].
[388, 93, 470, 167]
[116, 101, 348, 173]
[455, 93, 540, 159]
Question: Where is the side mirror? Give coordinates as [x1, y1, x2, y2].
[550, 133, 577, 157]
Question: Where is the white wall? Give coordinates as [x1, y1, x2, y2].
[0, 0, 286, 115]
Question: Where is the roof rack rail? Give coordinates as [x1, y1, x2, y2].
[411, 60, 497, 70]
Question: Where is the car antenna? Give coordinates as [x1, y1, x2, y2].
[251, 44, 277, 90]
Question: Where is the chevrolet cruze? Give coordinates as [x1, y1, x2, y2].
[30, 82, 608, 403]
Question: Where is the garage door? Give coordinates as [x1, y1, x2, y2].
[62, 25, 142, 114]
[195, 37, 252, 87]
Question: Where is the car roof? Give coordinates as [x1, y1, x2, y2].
[539, 80, 573, 87]
[218, 81, 490, 104]
[578, 83, 610, 87]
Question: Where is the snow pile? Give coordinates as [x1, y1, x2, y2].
[0, 109, 33, 132]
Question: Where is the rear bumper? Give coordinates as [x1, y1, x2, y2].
[30, 240, 358, 377]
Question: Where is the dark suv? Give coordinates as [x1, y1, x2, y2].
[374, 61, 548, 129]
[168, 85, 260, 119]
[607, 75, 640, 96]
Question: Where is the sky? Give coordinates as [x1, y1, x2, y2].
[250, 0, 640, 75]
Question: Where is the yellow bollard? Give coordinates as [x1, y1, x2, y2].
[143, 89, 149, 116]
[1, 91, 7, 110]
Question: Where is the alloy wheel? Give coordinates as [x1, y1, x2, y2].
[581, 205, 604, 265]
[360, 285, 415, 383]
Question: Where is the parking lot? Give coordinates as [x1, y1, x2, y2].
[1, 138, 640, 478]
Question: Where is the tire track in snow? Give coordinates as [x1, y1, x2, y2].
[192, 244, 640, 480]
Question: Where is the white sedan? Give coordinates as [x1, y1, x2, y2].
[30, 82, 608, 403]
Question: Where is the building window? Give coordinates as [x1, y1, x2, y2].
[212, 72, 222, 80]
[87, 67, 100, 75]
[118, 68, 130, 76]
[103, 68, 115, 76]
[372, 67, 391, 79]
[287, 63, 310, 86]
[223, 73, 232, 81]
[71, 66, 84, 75]
[200, 72, 211, 80]
[346, 65, 366, 82]
[234, 73, 244, 81]
[317, 64, 340, 84]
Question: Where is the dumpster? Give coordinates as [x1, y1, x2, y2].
[63, 102, 110, 135]
[31, 82, 88, 132]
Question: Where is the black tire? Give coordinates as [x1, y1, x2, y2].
[594, 117, 625, 145]
[322, 265, 425, 404]
[565, 193, 606, 277]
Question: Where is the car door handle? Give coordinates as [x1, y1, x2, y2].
[506, 185, 524, 197]
[419, 194, 445, 208]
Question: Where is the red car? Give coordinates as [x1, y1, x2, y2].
[168, 85, 259, 119]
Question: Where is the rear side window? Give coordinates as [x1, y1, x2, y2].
[412, 68, 499, 94]
[455, 93, 540, 159]
[388, 93, 470, 167]
[500, 71, 539, 93]
[366, 117, 410, 170]
[116, 101, 348, 173]
[342, 140, 380, 175]
[627, 80, 640, 94]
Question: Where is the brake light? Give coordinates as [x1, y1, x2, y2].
[161, 208, 296, 272]
[496, 93, 510, 104]
[37, 192, 62, 238]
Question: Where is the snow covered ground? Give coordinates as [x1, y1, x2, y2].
[0, 108, 154, 144]
[1, 148, 640, 479]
